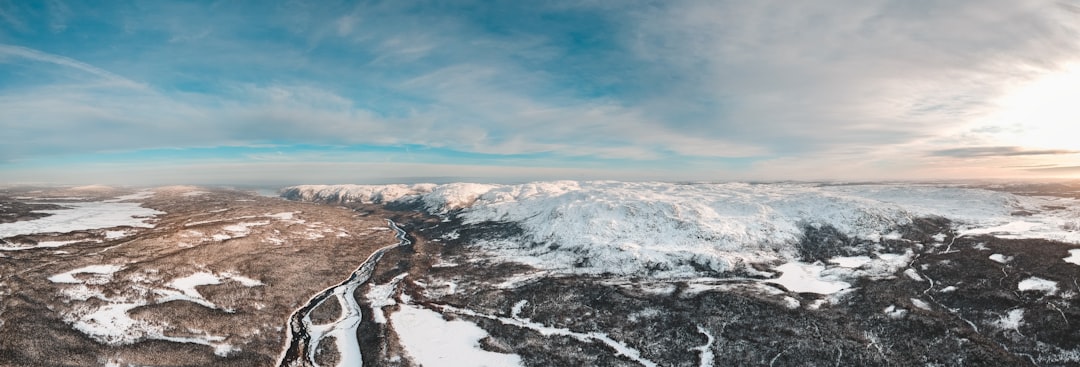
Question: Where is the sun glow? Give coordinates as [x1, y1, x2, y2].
[988, 63, 1080, 151]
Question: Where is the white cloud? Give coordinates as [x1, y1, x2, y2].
[0, 44, 147, 89]
[4, 1, 1080, 181]
[622, 0, 1080, 156]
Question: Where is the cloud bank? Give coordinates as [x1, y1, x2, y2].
[2, 0, 1080, 183]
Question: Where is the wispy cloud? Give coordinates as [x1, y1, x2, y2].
[1025, 165, 1080, 173]
[930, 146, 1080, 158]
[0, 44, 146, 89]
[621, 1, 1080, 153]
[1, 1, 1080, 182]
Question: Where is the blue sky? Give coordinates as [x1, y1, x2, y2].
[3, 0, 1080, 185]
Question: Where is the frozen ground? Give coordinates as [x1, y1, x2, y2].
[288, 180, 1080, 366]
[0, 200, 163, 239]
[0, 186, 402, 366]
[4, 181, 1080, 366]
[286, 181, 1080, 278]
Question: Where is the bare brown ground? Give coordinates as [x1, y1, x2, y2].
[0, 186, 406, 366]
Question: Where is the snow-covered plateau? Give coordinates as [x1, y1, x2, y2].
[284, 181, 1080, 278]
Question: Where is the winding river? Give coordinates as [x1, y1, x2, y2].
[278, 219, 412, 367]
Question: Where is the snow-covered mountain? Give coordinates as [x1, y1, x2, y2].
[283, 181, 1080, 277]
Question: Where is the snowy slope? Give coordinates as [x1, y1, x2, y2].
[284, 182, 1080, 277]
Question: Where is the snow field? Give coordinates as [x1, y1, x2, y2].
[49, 266, 264, 355]
[771, 262, 849, 294]
[365, 273, 409, 324]
[391, 304, 523, 367]
[287, 181, 1080, 300]
[436, 299, 659, 367]
[0, 201, 163, 239]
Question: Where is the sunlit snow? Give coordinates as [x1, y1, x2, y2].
[1065, 249, 1080, 266]
[49, 265, 125, 284]
[772, 262, 850, 294]
[0, 239, 82, 251]
[994, 309, 1025, 331]
[989, 254, 1013, 264]
[0, 201, 163, 239]
[391, 304, 523, 367]
[287, 182, 1080, 278]
[828, 256, 873, 268]
[1018, 277, 1058, 295]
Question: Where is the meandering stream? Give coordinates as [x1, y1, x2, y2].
[278, 219, 411, 367]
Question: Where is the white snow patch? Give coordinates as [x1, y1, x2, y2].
[637, 282, 679, 296]
[158, 271, 263, 309]
[839, 251, 915, 280]
[65, 300, 234, 353]
[158, 272, 223, 309]
[223, 221, 270, 235]
[496, 271, 551, 289]
[903, 269, 924, 282]
[222, 272, 263, 287]
[910, 298, 932, 311]
[60, 284, 105, 301]
[392, 304, 523, 367]
[1064, 249, 1080, 266]
[0, 202, 162, 239]
[989, 253, 1012, 264]
[962, 221, 1043, 236]
[681, 280, 784, 297]
[940, 286, 958, 293]
[0, 239, 81, 251]
[884, 305, 907, 319]
[49, 265, 124, 284]
[69, 302, 149, 344]
[828, 256, 873, 268]
[431, 259, 459, 268]
[690, 325, 715, 367]
[442, 230, 461, 240]
[105, 230, 130, 240]
[39, 239, 82, 247]
[182, 191, 208, 197]
[994, 309, 1025, 331]
[807, 299, 829, 310]
[437, 303, 655, 367]
[626, 307, 662, 322]
[366, 273, 408, 324]
[169, 272, 221, 299]
[882, 231, 903, 240]
[782, 296, 801, 309]
[1018, 277, 1058, 295]
[507, 300, 527, 319]
[772, 262, 850, 294]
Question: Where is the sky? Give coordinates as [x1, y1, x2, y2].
[2, 0, 1080, 185]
